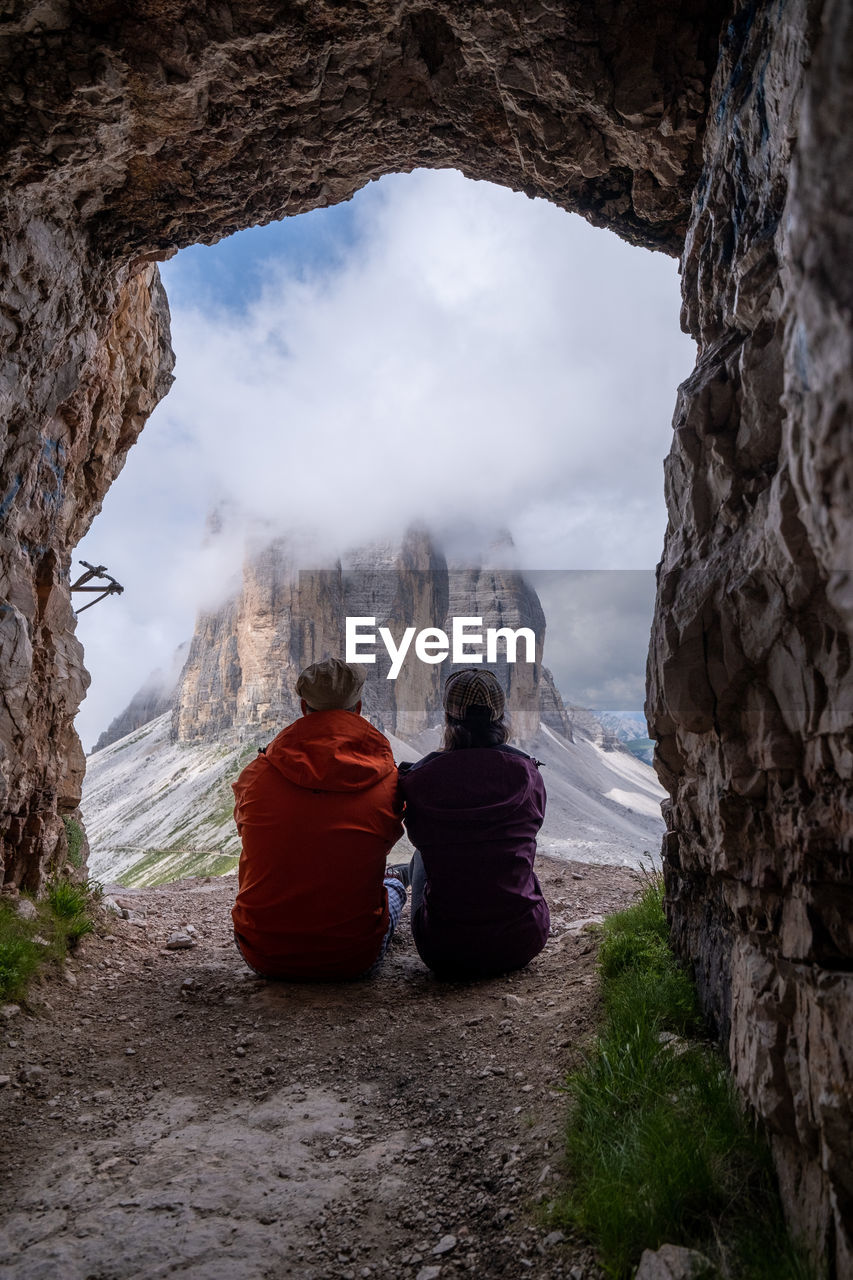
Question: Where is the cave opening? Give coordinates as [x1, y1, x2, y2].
[72, 168, 694, 758]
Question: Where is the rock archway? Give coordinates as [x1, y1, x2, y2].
[0, 0, 850, 1269]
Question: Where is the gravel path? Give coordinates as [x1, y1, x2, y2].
[0, 857, 641, 1280]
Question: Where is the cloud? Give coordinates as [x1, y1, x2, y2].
[74, 169, 694, 748]
[532, 570, 658, 711]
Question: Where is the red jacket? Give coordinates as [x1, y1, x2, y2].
[231, 711, 403, 979]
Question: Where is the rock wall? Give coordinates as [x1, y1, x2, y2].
[646, 0, 853, 1267]
[0, 256, 173, 888]
[0, 0, 850, 1268]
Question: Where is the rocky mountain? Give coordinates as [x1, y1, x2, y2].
[171, 527, 573, 748]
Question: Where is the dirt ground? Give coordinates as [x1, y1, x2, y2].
[0, 857, 642, 1280]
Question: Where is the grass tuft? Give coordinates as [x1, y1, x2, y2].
[0, 906, 44, 1001]
[47, 878, 100, 943]
[62, 815, 85, 869]
[0, 877, 103, 1001]
[554, 875, 816, 1280]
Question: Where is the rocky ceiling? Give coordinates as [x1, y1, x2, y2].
[1, 0, 725, 258]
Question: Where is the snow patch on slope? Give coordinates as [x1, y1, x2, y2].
[604, 788, 665, 820]
[533, 724, 664, 866]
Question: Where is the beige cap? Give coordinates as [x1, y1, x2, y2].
[296, 658, 366, 711]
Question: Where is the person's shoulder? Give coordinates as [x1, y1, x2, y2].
[495, 744, 544, 770]
[358, 716, 395, 746]
[399, 751, 442, 777]
[234, 745, 271, 789]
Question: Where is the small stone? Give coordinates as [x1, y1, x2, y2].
[0, 1075, 11, 1088]
[235, 1046, 246, 1057]
[125, 1048, 136, 1056]
[564, 916, 605, 933]
[164, 933, 196, 950]
[543, 1230, 565, 1248]
[0, 1004, 21, 1020]
[185, 924, 197, 935]
[114, 896, 144, 912]
[19, 1064, 47, 1083]
[15, 898, 37, 920]
[432, 1235, 456, 1256]
[634, 1244, 716, 1280]
[416, 1268, 442, 1280]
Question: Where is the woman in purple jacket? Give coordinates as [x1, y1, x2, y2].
[394, 668, 550, 979]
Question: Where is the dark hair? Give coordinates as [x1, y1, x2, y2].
[442, 706, 511, 751]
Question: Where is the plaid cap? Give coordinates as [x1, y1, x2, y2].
[296, 658, 366, 710]
[443, 668, 506, 722]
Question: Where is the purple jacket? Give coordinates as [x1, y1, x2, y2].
[400, 745, 550, 977]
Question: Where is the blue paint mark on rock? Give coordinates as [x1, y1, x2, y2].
[40, 438, 67, 509]
[0, 475, 23, 521]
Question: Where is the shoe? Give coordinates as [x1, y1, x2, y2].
[386, 862, 412, 888]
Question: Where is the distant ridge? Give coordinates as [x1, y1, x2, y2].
[92, 642, 188, 753]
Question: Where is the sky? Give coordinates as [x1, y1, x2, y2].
[73, 169, 695, 749]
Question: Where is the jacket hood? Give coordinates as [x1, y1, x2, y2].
[400, 747, 540, 827]
[263, 711, 397, 793]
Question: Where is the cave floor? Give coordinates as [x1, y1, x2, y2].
[0, 857, 640, 1280]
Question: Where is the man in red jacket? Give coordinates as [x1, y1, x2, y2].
[231, 658, 406, 980]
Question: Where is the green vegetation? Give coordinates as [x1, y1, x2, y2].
[555, 876, 814, 1280]
[116, 846, 238, 889]
[62, 815, 85, 868]
[0, 878, 102, 1001]
[0, 905, 43, 1001]
[623, 737, 655, 765]
[47, 878, 102, 944]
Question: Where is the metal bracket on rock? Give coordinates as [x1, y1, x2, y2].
[71, 560, 124, 614]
